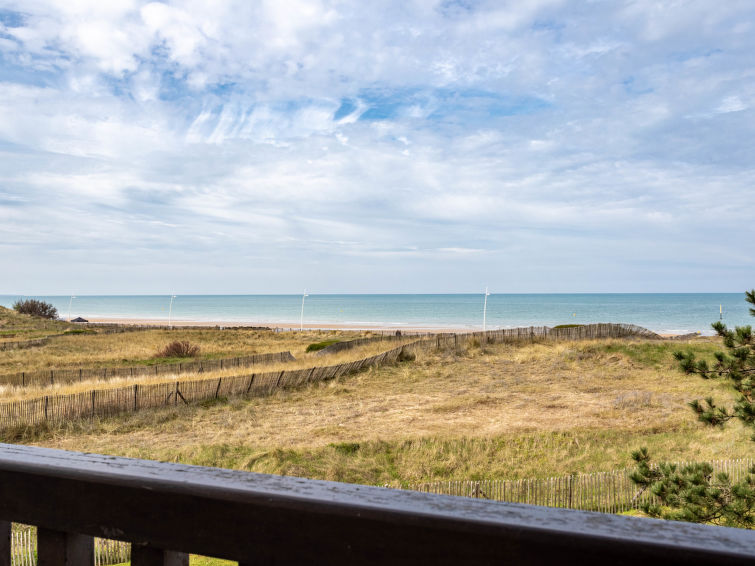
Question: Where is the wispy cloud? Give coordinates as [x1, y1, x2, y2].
[0, 0, 753, 293]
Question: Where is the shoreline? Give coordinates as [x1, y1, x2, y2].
[85, 317, 470, 334]
[81, 317, 690, 337]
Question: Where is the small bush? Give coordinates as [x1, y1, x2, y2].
[12, 299, 58, 319]
[397, 349, 416, 362]
[306, 339, 341, 352]
[155, 340, 200, 358]
[553, 324, 584, 329]
[330, 442, 360, 455]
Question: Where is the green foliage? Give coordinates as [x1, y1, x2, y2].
[673, 289, 755, 441]
[629, 291, 755, 528]
[630, 448, 755, 528]
[306, 339, 340, 352]
[552, 324, 583, 329]
[12, 299, 58, 319]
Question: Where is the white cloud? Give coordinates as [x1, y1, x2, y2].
[0, 0, 753, 293]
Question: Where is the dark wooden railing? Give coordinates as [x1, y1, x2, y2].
[0, 444, 752, 566]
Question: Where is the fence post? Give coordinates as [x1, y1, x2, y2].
[0, 520, 9, 566]
[175, 382, 179, 406]
[91, 390, 96, 417]
[80, 368, 83, 382]
[50, 370, 54, 385]
[215, 378, 222, 399]
[134, 384, 139, 412]
[44, 396, 49, 421]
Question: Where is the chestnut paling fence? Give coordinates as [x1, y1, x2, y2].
[0, 338, 54, 352]
[0, 323, 658, 430]
[405, 458, 755, 514]
[0, 350, 295, 387]
[11, 526, 130, 566]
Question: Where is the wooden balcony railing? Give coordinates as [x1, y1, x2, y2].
[0, 444, 753, 565]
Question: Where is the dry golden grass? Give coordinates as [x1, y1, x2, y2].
[0, 338, 415, 401]
[0, 325, 379, 375]
[16, 337, 751, 485]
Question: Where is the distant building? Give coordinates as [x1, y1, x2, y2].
[71, 317, 88, 323]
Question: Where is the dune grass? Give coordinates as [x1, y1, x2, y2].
[0, 306, 74, 342]
[0, 338, 415, 401]
[12, 336, 750, 486]
[0, 321, 377, 376]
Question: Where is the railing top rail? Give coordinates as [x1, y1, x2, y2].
[0, 444, 752, 565]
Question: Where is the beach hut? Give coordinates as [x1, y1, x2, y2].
[71, 316, 88, 323]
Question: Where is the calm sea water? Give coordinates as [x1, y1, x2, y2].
[0, 294, 751, 334]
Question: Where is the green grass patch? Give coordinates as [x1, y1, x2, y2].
[598, 341, 721, 369]
[552, 324, 584, 329]
[63, 328, 96, 335]
[306, 339, 341, 352]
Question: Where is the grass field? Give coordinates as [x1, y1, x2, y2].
[0, 306, 381, 376]
[0, 306, 74, 342]
[8, 334, 749, 486]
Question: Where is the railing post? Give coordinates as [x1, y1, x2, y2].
[0, 521, 9, 566]
[131, 545, 188, 566]
[37, 528, 94, 566]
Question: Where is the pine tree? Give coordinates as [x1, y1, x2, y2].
[675, 289, 755, 440]
[630, 290, 755, 528]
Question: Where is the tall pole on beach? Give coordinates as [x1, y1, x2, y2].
[168, 294, 176, 328]
[67, 295, 76, 321]
[483, 287, 490, 332]
[300, 290, 309, 331]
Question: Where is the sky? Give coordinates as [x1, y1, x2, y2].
[0, 0, 753, 295]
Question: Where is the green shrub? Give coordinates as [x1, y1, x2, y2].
[306, 339, 341, 352]
[553, 324, 584, 329]
[12, 299, 58, 319]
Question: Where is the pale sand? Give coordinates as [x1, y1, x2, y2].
[85, 317, 469, 333]
[83, 317, 687, 337]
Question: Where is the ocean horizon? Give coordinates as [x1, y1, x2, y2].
[1, 293, 751, 335]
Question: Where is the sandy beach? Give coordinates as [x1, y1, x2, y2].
[85, 317, 469, 333]
[81, 317, 689, 337]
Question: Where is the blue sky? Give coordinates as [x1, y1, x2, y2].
[0, 0, 753, 294]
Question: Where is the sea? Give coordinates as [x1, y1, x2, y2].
[0, 293, 751, 335]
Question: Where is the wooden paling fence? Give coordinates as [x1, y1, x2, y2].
[316, 323, 659, 357]
[0, 323, 659, 430]
[0, 350, 296, 388]
[0, 342, 415, 429]
[11, 525, 130, 566]
[0, 338, 52, 352]
[407, 458, 755, 514]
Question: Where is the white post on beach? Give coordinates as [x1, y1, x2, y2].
[67, 295, 76, 322]
[168, 294, 177, 328]
[483, 287, 490, 332]
[300, 290, 309, 332]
